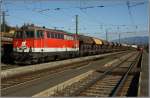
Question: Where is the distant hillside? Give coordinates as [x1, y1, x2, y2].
[112, 36, 149, 45]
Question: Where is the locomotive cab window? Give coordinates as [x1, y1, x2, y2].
[51, 33, 54, 38]
[25, 31, 34, 38]
[47, 32, 51, 38]
[57, 33, 64, 39]
[61, 34, 64, 39]
[58, 34, 61, 39]
[37, 30, 44, 38]
[15, 30, 34, 38]
[14, 31, 23, 38]
[54, 33, 57, 38]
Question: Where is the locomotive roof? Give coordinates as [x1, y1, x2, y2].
[19, 26, 75, 35]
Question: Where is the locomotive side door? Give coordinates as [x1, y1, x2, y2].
[36, 30, 44, 52]
[40, 30, 45, 52]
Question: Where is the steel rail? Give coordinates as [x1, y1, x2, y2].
[110, 52, 141, 96]
[66, 52, 136, 96]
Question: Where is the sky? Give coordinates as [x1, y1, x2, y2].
[2, 0, 149, 40]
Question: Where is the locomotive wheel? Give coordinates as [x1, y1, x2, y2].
[44, 57, 49, 62]
[54, 55, 58, 60]
[38, 57, 44, 63]
[31, 59, 38, 64]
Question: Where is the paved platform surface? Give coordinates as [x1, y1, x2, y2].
[139, 50, 149, 96]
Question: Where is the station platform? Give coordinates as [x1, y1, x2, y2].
[138, 50, 149, 96]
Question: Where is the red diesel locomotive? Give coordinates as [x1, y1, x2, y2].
[13, 25, 128, 64]
[13, 26, 79, 64]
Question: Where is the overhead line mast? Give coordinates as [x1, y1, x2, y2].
[76, 15, 78, 35]
[2, 11, 5, 32]
[75, 15, 79, 50]
[0, 0, 2, 33]
[0, 0, 2, 64]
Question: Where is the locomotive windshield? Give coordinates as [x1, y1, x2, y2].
[14, 31, 23, 38]
[14, 30, 35, 38]
[37, 30, 44, 38]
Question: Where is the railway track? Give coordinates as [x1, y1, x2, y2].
[1, 61, 89, 89]
[38, 51, 141, 97]
[1, 51, 130, 90]
[1, 51, 125, 70]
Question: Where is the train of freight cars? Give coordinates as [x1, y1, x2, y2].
[12, 26, 130, 64]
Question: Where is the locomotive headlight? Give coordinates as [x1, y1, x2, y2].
[13, 48, 17, 51]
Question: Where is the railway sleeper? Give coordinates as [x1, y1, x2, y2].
[89, 87, 114, 91]
[80, 92, 109, 97]
[85, 89, 112, 94]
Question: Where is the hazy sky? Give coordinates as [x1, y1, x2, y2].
[2, 0, 149, 40]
